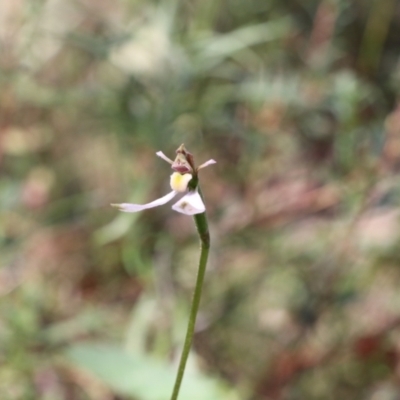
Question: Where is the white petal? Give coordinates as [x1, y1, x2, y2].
[156, 151, 173, 164]
[197, 159, 217, 170]
[111, 191, 177, 213]
[172, 190, 205, 215]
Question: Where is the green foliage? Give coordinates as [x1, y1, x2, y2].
[65, 343, 236, 400]
[2, 0, 400, 399]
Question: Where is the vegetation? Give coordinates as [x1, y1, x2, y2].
[2, 0, 400, 399]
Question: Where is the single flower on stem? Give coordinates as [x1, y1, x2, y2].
[111, 144, 216, 215]
[111, 144, 215, 400]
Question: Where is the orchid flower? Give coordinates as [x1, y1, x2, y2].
[112, 145, 215, 400]
[111, 145, 216, 216]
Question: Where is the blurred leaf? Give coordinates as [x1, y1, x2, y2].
[195, 18, 291, 69]
[43, 309, 106, 345]
[94, 212, 138, 245]
[94, 186, 148, 245]
[125, 296, 157, 354]
[65, 342, 238, 400]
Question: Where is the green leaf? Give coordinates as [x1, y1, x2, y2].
[65, 342, 237, 400]
[195, 18, 291, 69]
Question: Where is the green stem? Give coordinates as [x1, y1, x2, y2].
[170, 207, 210, 400]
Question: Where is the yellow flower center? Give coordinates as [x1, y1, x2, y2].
[170, 172, 192, 192]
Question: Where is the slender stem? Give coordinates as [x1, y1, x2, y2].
[170, 207, 210, 400]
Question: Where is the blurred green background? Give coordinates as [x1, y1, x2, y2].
[2, 0, 400, 399]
